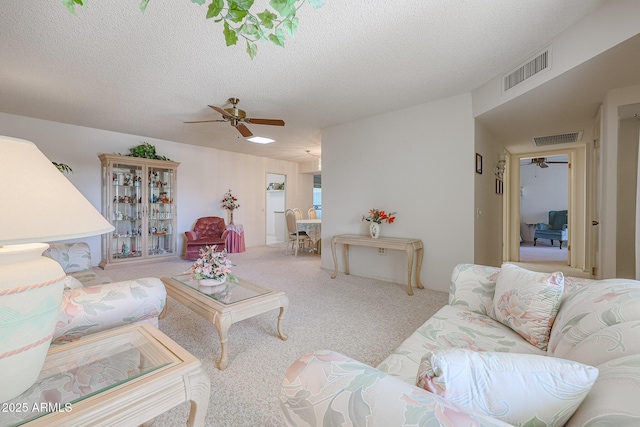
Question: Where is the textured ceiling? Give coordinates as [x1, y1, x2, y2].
[0, 1, 607, 162]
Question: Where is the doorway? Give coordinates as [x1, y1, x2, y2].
[519, 155, 569, 264]
[313, 174, 322, 218]
[266, 173, 286, 245]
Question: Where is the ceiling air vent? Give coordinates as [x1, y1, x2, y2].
[532, 131, 583, 147]
[503, 48, 550, 92]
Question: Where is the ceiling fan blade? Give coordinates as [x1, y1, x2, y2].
[183, 119, 227, 123]
[539, 162, 549, 168]
[208, 105, 232, 118]
[247, 118, 285, 126]
[236, 124, 253, 137]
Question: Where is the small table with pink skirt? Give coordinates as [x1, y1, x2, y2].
[226, 224, 246, 253]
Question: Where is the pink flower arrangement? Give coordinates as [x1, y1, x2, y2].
[362, 209, 396, 224]
[191, 246, 238, 283]
[221, 189, 240, 211]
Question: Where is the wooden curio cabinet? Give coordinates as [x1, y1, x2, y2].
[99, 154, 180, 268]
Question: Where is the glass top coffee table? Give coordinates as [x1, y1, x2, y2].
[1, 322, 209, 427]
[160, 274, 288, 370]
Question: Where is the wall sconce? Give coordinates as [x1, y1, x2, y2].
[494, 154, 506, 180]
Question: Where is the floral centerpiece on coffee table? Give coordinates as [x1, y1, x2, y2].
[362, 209, 396, 239]
[191, 245, 239, 290]
[221, 189, 240, 224]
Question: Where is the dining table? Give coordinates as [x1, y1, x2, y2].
[296, 219, 321, 253]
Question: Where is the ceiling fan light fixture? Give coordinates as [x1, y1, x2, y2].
[247, 136, 275, 144]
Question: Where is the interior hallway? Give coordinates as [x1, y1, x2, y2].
[515, 241, 590, 278]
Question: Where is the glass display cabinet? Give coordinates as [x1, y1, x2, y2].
[99, 154, 180, 268]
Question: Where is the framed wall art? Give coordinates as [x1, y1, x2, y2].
[476, 153, 483, 174]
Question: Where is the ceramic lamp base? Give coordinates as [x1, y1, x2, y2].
[0, 243, 65, 402]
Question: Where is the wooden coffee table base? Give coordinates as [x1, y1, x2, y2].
[212, 301, 288, 370]
[161, 275, 289, 370]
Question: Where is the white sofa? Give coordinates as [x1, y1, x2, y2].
[280, 263, 640, 426]
[43, 242, 167, 343]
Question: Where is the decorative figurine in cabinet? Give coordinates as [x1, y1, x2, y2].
[99, 154, 180, 268]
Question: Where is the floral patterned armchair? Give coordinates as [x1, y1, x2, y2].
[43, 242, 167, 344]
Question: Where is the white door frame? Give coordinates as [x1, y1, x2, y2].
[505, 148, 585, 269]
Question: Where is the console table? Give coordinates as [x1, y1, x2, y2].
[330, 234, 424, 295]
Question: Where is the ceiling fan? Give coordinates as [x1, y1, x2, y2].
[528, 157, 569, 168]
[184, 98, 284, 138]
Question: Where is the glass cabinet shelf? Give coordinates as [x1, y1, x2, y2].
[99, 154, 180, 269]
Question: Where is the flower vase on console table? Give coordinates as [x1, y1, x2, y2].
[362, 209, 396, 239]
[229, 210, 234, 225]
[369, 222, 380, 239]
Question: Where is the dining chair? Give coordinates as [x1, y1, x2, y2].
[308, 208, 317, 219]
[292, 208, 303, 220]
[285, 209, 310, 256]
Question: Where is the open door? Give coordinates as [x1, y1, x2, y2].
[506, 147, 586, 271]
[587, 108, 601, 278]
[266, 173, 286, 245]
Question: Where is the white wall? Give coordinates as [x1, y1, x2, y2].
[474, 122, 504, 267]
[617, 116, 639, 278]
[0, 112, 312, 265]
[321, 94, 475, 293]
[602, 84, 640, 277]
[520, 163, 568, 225]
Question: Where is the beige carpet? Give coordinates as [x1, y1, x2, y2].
[93, 244, 449, 426]
[516, 241, 590, 278]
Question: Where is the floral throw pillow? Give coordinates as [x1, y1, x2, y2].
[493, 264, 564, 350]
[416, 349, 598, 427]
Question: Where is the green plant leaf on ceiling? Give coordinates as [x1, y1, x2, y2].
[224, 21, 239, 46]
[257, 10, 277, 29]
[282, 15, 298, 37]
[246, 40, 258, 59]
[207, 0, 224, 18]
[61, 0, 83, 14]
[269, 0, 296, 18]
[239, 22, 260, 38]
[227, 1, 249, 23]
[268, 27, 286, 48]
[62, 0, 322, 59]
[235, 0, 255, 9]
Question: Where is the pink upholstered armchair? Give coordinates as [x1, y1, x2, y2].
[184, 216, 229, 259]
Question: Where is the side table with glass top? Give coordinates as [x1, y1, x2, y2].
[1, 322, 210, 427]
[161, 274, 288, 370]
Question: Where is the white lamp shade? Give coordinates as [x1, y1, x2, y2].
[0, 135, 114, 245]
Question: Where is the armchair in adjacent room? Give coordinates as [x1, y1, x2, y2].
[184, 216, 229, 259]
[534, 210, 568, 249]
